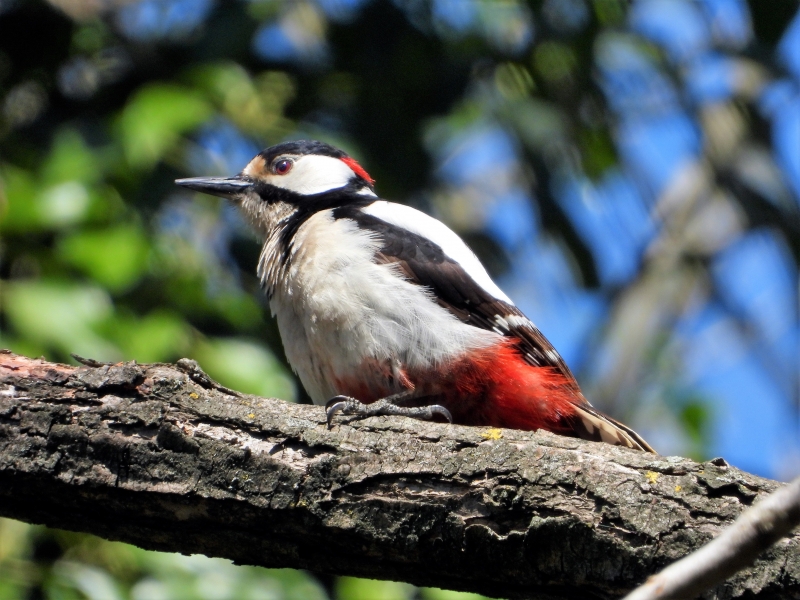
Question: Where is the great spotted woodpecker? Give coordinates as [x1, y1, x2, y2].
[176, 140, 654, 452]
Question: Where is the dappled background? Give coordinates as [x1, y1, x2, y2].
[1, 0, 799, 598]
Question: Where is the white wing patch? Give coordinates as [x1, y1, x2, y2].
[506, 314, 535, 329]
[361, 201, 513, 304]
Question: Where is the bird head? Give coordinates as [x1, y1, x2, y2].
[175, 140, 376, 237]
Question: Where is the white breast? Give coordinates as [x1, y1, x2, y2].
[262, 210, 501, 404]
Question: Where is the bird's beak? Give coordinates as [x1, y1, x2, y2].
[175, 176, 253, 198]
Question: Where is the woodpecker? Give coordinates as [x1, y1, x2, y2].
[176, 140, 654, 452]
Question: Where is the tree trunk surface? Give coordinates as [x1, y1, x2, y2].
[0, 351, 797, 599]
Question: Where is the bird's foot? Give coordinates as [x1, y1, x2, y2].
[325, 395, 452, 429]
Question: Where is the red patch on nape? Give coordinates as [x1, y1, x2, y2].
[341, 157, 375, 186]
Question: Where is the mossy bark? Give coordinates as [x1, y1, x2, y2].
[0, 351, 797, 599]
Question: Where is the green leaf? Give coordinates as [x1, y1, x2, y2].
[532, 41, 577, 83]
[41, 128, 102, 186]
[101, 310, 191, 363]
[2, 280, 120, 361]
[57, 224, 151, 292]
[211, 292, 265, 331]
[0, 334, 46, 362]
[37, 181, 92, 228]
[504, 98, 566, 150]
[187, 63, 295, 137]
[1, 130, 109, 232]
[0, 165, 39, 232]
[680, 399, 712, 446]
[579, 128, 618, 178]
[132, 553, 327, 600]
[1, 164, 111, 232]
[193, 338, 295, 401]
[52, 562, 126, 600]
[118, 84, 211, 169]
[336, 577, 417, 600]
[421, 588, 494, 600]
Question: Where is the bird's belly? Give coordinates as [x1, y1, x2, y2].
[270, 258, 500, 405]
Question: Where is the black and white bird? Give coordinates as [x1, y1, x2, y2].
[176, 140, 654, 452]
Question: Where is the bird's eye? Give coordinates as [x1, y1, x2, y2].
[274, 159, 293, 175]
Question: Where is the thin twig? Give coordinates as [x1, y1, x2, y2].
[176, 357, 243, 397]
[70, 353, 112, 368]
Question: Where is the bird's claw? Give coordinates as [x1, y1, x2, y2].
[428, 404, 453, 423]
[324, 395, 453, 428]
[325, 395, 355, 429]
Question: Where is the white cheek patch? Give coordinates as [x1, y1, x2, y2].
[266, 155, 356, 195]
[362, 201, 513, 304]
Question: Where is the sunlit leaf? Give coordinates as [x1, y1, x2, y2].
[57, 224, 151, 292]
[336, 577, 417, 600]
[37, 181, 91, 227]
[101, 309, 191, 363]
[41, 128, 102, 186]
[193, 337, 295, 401]
[421, 587, 494, 600]
[187, 63, 294, 136]
[119, 84, 212, 169]
[52, 561, 126, 600]
[0, 165, 38, 231]
[2, 280, 120, 361]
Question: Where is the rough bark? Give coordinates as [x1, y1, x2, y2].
[624, 475, 800, 600]
[0, 351, 797, 600]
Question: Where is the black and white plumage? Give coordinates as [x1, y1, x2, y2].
[176, 140, 654, 452]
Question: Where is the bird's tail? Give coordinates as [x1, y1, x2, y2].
[571, 404, 656, 453]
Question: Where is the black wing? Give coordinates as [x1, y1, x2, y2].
[333, 206, 579, 385]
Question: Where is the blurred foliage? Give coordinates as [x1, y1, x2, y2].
[1, 0, 799, 597]
[0, 518, 489, 600]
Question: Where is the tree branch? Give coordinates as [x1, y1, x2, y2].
[623, 474, 800, 600]
[0, 351, 797, 599]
